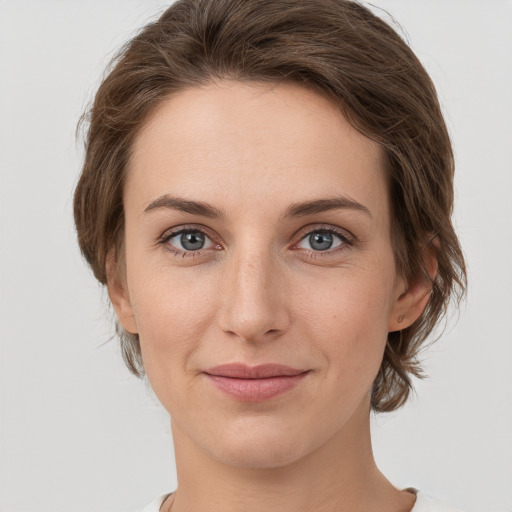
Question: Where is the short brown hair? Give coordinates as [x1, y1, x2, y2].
[74, 0, 466, 412]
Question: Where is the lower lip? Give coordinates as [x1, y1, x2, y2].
[205, 373, 309, 402]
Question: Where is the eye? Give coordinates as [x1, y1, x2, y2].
[160, 227, 219, 256]
[296, 227, 350, 252]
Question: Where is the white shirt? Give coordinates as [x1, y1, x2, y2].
[140, 490, 464, 512]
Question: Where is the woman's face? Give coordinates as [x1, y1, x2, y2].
[113, 80, 410, 468]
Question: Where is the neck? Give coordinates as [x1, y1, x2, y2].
[166, 398, 415, 512]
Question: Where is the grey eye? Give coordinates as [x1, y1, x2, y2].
[297, 230, 344, 252]
[180, 231, 205, 251]
[310, 232, 333, 251]
[166, 229, 215, 252]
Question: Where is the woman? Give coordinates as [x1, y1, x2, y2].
[74, 1, 466, 510]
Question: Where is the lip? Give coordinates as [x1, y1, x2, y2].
[205, 363, 307, 379]
[203, 364, 309, 402]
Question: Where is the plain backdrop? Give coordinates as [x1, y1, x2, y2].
[0, 1, 511, 511]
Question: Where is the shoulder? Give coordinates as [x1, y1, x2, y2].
[411, 491, 465, 512]
[137, 493, 173, 512]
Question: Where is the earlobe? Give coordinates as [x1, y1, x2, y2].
[388, 239, 438, 332]
[106, 252, 138, 334]
[388, 283, 432, 332]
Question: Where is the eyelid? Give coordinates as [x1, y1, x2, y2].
[292, 224, 358, 260]
[158, 225, 222, 257]
[294, 223, 356, 245]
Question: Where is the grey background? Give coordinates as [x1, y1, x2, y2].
[0, 1, 511, 511]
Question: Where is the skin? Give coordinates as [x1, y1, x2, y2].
[108, 81, 433, 512]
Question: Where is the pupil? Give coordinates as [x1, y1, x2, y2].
[310, 232, 333, 251]
[181, 231, 205, 251]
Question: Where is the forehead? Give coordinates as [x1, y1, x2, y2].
[127, 80, 388, 221]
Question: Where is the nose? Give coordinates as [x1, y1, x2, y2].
[217, 245, 290, 343]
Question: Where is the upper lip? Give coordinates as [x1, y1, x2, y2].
[204, 363, 307, 379]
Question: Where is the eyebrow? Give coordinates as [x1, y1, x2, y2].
[143, 194, 371, 219]
[282, 196, 372, 219]
[143, 195, 225, 218]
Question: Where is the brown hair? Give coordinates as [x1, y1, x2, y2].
[74, 0, 466, 412]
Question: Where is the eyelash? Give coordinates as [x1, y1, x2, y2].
[158, 224, 356, 259]
[295, 226, 355, 259]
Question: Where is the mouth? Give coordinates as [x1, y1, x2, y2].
[203, 363, 310, 402]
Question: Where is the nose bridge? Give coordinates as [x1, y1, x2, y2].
[218, 237, 289, 342]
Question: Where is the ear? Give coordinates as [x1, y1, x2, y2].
[106, 251, 138, 334]
[388, 239, 438, 332]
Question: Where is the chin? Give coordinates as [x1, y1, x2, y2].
[212, 442, 306, 469]
[202, 421, 315, 469]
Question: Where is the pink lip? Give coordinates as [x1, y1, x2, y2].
[204, 364, 309, 402]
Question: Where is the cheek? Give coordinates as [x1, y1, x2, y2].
[127, 266, 222, 417]
[296, 263, 395, 384]
[127, 262, 218, 374]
